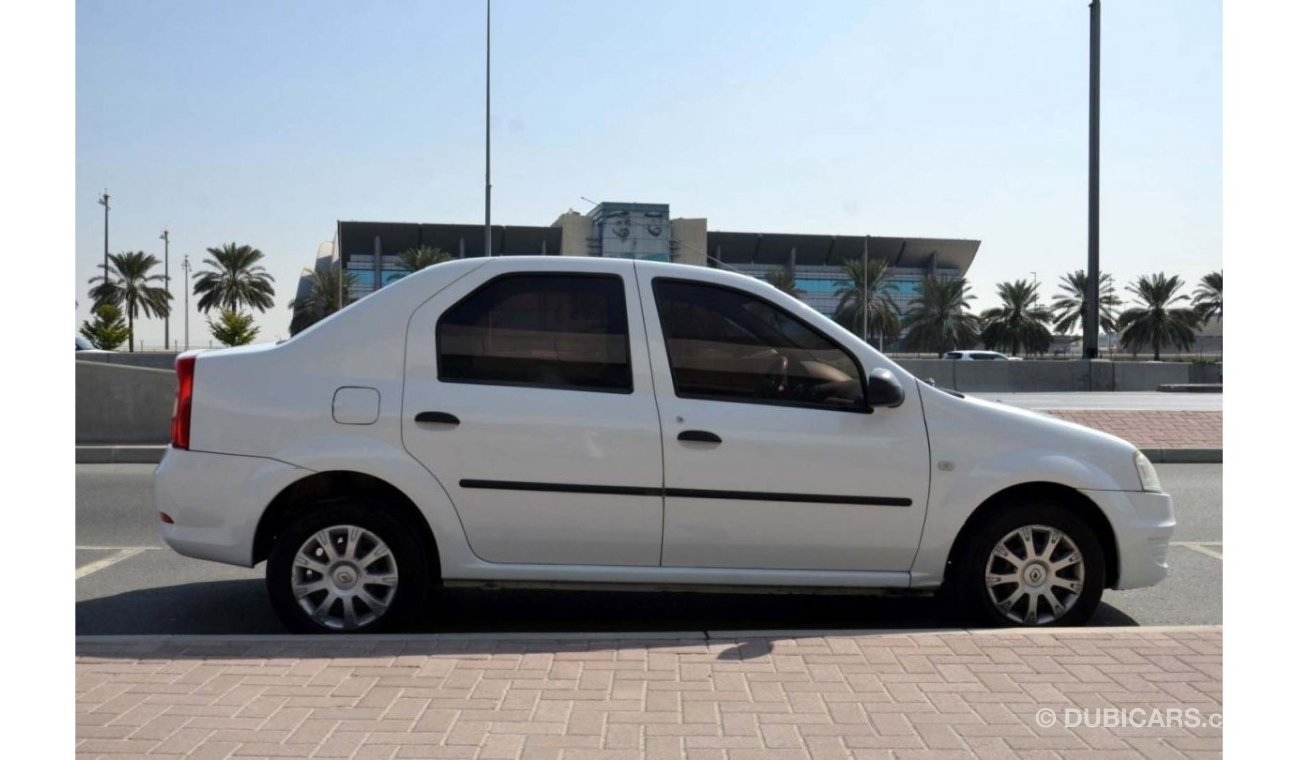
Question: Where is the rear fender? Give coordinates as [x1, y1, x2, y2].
[269, 436, 478, 573]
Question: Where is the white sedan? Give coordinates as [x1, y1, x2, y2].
[945, 350, 1022, 361]
[155, 257, 1173, 633]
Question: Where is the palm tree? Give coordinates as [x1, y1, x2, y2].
[192, 243, 276, 314]
[902, 276, 980, 357]
[87, 271, 123, 311]
[979, 280, 1054, 357]
[86, 251, 171, 352]
[1116, 273, 1200, 360]
[833, 259, 900, 348]
[763, 266, 803, 297]
[396, 245, 452, 273]
[1192, 270, 1222, 324]
[1050, 270, 1121, 335]
[288, 267, 357, 335]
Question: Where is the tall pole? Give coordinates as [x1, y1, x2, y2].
[182, 254, 191, 351]
[484, 0, 492, 257]
[862, 236, 871, 345]
[160, 229, 170, 350]
[1083, 0, 1101, 359]
[98, 191, 110, 292]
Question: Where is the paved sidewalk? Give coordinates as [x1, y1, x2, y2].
[77, 627, 1222, 759]
[1040, 410, 1222, 451]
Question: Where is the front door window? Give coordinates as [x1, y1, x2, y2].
[651, 279, 865, 412]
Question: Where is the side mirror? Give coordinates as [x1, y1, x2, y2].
[866, 368, 906, 411]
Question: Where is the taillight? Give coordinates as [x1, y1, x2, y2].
[172, 354, 196, 449]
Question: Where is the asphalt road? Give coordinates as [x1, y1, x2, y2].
[968, 391, 1223, 411]
[76, 463, 1221, 635]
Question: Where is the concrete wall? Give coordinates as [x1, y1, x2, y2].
[553, 211, 594, 256]
[671, 218, 708, 266]
[1112, 361, 1190, 391]
[1189, 362, 1223, 384]
[893, 360, 1212, 392]
[901, 360, 956, 389]
[76, 351, 178, 370]
[76, 361, 176, 444]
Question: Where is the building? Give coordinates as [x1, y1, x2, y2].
[295, 201, 980, 335]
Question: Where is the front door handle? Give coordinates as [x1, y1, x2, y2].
[415, 411, 460, 426]
[678, 430, 722, 444]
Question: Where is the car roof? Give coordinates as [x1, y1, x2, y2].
[436, 255, 779, 294]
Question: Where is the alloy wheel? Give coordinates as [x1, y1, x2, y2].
[983, 524, 1085, 625]
[291, 525, 399, 631]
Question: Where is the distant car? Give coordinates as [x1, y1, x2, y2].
[946, 350, 1022, 361]
[76, 336, 111, 354]
[155, 257, 1173, 633]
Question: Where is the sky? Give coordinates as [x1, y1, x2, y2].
[75, 0, 1221, 348]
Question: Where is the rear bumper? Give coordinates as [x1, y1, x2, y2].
[1081, 488, 1176, 590]
[155, 447, 310, 567]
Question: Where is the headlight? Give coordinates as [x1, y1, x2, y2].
[1134, 451, 1162, 493]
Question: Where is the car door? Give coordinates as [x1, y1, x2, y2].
[402, 260, 664, 566]
[637, 268, 931, 572]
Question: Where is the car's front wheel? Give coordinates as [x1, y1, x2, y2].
[954, 501, 1106, 627]
[266, 499, 430, 633]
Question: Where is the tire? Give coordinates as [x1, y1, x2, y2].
[266, 498, 431, 634]
[953, 500, 1106, 627]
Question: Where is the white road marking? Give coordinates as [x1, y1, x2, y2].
[1171, 541, 1223, 560]
[75, 547, 151, 578]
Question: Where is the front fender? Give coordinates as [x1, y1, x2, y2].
[910, 448, 1130, 587]
[909, 384, 1140, 588]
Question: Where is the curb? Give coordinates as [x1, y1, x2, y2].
[1157, 383, 1223, 393]
[1141, 447, 1221, 464]
[76, 445, 167, 464]
[75, 624, 1222, 647]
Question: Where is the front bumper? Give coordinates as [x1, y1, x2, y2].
[1081, 488, 1176, 590]
[155, 447, 310, 567]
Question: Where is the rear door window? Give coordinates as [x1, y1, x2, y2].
[437, 273, 632, 393]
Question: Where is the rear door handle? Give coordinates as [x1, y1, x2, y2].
[677, 430, 722, 444]
[415, 411, 460, 426]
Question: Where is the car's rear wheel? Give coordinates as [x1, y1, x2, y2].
[954, 501, 1105, 627]
[266, 499, 429, 633]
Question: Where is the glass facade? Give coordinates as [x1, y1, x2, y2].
[733, 263, 960, 322]
[346, 255, 412, 298]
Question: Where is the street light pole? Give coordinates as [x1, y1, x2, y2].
[1083, 0, 1102, 359]
[182, 254, 191, 351]
[862, 236, 871, 346]
[97, 191, 110, 293]
[484, 0, 492, 257]
[160, 229, 170, 350]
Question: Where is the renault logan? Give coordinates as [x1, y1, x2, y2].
[155, 257, 1173, 633]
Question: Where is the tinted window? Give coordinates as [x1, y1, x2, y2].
[652, 279, 864, 412]
[438, 274, 632, 392]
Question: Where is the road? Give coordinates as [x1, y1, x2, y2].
[76, 463, 1221, 635]
[968, 391, 1222, 411]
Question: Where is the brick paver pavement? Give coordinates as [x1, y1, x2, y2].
[77, 627, 1222, 759]
[1039, 410, 1222, 450]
